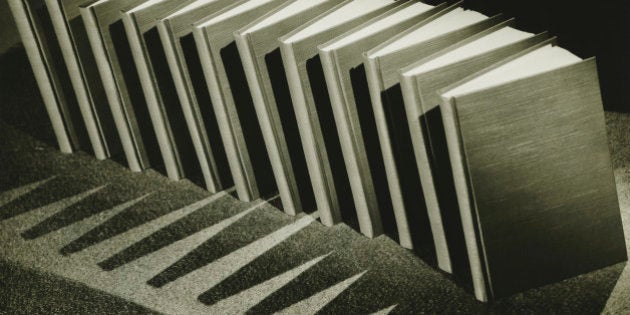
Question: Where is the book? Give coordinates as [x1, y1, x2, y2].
[362, 4, 504, 259]
[439, 44, 627, 301]
[398, 24, 549, 275]
[234, 0, 345, 216]
[278, 0, 403, 235]
[9, 0, 91, 154]
[45, 0, 122, 160]
[193, 0, 287, 202]
[121, 0, 206, 185]
[80, 0, 164, 173]
[317, 1, 440, 250]
[157, 0, 235, 193]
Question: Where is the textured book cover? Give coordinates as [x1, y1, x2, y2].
[399, 30, 550, 277]
[440, 55, 627, 301]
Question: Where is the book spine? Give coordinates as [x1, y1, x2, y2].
[45, 0, 107, 159]
[157, 19, 222, 193]
[235, 31, 301, 215]
[122, 12, 182, 181]
[279, 41, 342, 225]
[80, 5, 142, 172]
[399, 72, 451, 272]
[365, 55, 423, 249]
[320, 49, 383, 239]
[194, 26, 255, 201]
[9, 0, 73, 154]
[440, 95, 487, 302]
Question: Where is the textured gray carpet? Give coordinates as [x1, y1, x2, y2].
[0, 45, 629, 314]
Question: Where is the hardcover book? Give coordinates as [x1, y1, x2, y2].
[398, 25, 549, 275]
[45, 0, 121, 160]
[9, 0, 90, 154]
[157, 0, 235, 193]
[193, 0, 287, 201]
[278, 0, 402, 235]
[439, 44, 627, 301]
[318, 1, 439, 251]
[362, 4, 503, 260]
[80, 0, 163, 173]
[234, 0, 345, 216]
[121, 0, 204, 184]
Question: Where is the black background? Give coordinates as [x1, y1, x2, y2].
[425, 0, 630, 112]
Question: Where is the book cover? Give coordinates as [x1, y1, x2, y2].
[440, 52, 627, 301]
[399, 29, 550, 276]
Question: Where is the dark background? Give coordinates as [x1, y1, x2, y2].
[455, 0, 630, 112]
[1, 1, 629, 111]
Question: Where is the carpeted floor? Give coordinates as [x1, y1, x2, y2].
[0, 45, 629, 314]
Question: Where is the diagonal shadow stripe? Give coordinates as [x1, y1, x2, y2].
[98, 190, 244, 270]
[198, 220, 358, 306]
[275, 270, 367, 314]
[60, 183, 212, 255]
[68, 191, 232, 262]
[244, 227, 374, 314]
[0, 176, 55, 208]
[0, 176, 102, 221]
[20, 185, 150, 239]
[207, 253, 332, 314]
[106, 199, 268, 283]
[1, 186, 105, 233]
[146, 200, 298, 288]
[30, 194, 151, 249]
[157, 212, 320, 297]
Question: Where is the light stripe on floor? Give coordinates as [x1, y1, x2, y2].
[207, 252, 332, 314]
[69, 190, 231, 263]
[0, 176, 55, 208]
[161, 212, 319, 297]
[32, 194, 150, 249]
[109, 199, 267, 283]
[371, 304, 398, 315]
[275, 270, 367, 315]
[2, 185, 105, 233]
[603, 262, 630, 314]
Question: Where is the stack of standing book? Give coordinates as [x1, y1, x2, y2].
[9, 0, 627, 302]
